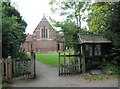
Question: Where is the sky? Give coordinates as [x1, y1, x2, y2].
[11, 0, 87, 34]
[11, 0, 62, 34]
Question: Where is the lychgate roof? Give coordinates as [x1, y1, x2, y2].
[78, 33, 111, 44]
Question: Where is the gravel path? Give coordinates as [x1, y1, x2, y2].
[11, 61, 118, 87]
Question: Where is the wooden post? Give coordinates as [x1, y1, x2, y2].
[30, 50, 36, 79]
[1, 60, 4, 80]
[68, 52, 70, 75]
[34, 52, 36, 78]
[5, 59, 8, 80]
[81, 45, 86, 73]
[64, 53, 65, 65]
[0, 59, 2, 88]
[63, 53, 65, 75]
[58, 51, 60, 76]
[7, 56, 12, 80]
[78, 56, 80, 73]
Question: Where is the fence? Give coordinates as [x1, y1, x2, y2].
[2, 57, 12, 80]
[58, 51, 82, 76]
[12, 58, 31, 77]
[1, 51, 36, 82]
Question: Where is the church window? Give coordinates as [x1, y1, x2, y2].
[41, 26, 48, 39]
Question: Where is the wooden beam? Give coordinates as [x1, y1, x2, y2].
[60, 54, 81, 57]
[58, 51, 60, 76]
[81, 44, 86, 73]
[30, 51, 36, 79]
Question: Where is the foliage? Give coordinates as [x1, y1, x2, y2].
[13, 51, 30, 59]
[101, 62, 119, 75]
[2, 2, 27, 59]
[87, 2, 111, 34]
[1, 82, 9, 89]
[49, 0, 85, 50]
[55, 21, 79, 49]
[106, 2, 120, 48]
[81, 73, 112, 81]
[87, 2, 120, 46]
[2, 79, 10, 89]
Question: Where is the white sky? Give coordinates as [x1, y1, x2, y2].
[11, 0, 87, 34]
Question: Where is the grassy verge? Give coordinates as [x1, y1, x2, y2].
[81, 73, 118, 81]
[36, 52, 64, 67]
[1, 80, 10, 89]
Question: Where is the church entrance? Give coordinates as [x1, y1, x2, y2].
[57, 43, 60, 51]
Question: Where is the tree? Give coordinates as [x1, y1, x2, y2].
[2, 2, 27, 59]
[106, 2, 120, 49]
[49, 0, 85, 50]
[87, 2, 120, 52]
[55, 20, 78, 49]
[87, 2, 111, 34]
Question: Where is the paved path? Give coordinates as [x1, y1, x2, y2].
[11, 61, 118, 87]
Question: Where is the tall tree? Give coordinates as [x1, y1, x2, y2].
[2, 2, 27, 59]
[55, 20, 78, 49]
[49, 0, 85, 49]
[106, 2, 120, 49]
[87, 2, 111, 34]
[87, 2, 120, 50]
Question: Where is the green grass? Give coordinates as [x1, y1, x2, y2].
[36, 52, 63, 67]
[36, 51, 75, 67]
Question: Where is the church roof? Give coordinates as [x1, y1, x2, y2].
[33, 15, 54, 33]
[77, 33, 111, 44]
[40, 15, 48, 22]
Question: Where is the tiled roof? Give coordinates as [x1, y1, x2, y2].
[78, 33, 111, 44]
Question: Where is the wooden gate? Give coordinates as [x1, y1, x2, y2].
[58, 51, 82, 76]
[12, 58, 31, 77]
[1, 51, 36, 81]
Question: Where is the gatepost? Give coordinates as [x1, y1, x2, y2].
[0, 59, 2, 89]
[30, 50, 36, 79]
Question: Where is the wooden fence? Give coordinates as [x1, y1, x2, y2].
[1, 51, 36, 82]
[2, 56, 12, 80]
[58, 51, 82, 76]
[12, 58, 31, 77]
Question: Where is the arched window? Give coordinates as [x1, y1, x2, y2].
[41, 26, 48, 39]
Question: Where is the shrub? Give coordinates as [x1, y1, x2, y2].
[13, 51, 30, 59]
[2, 80, 10, 89]
[101, 63, 119, 75]
[81, 73, 110, 81]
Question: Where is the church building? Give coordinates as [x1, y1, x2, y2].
[21, 16, 64, 52]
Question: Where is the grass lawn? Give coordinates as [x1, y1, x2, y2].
[36, 51, 75, 67]
[36, 52, 63, 67]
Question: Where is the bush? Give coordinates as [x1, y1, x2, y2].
[101, 63, 119, 75]
[2, 80, 10, 89]
[13, 51, 30, 59]
[81, 73, 110, 81]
